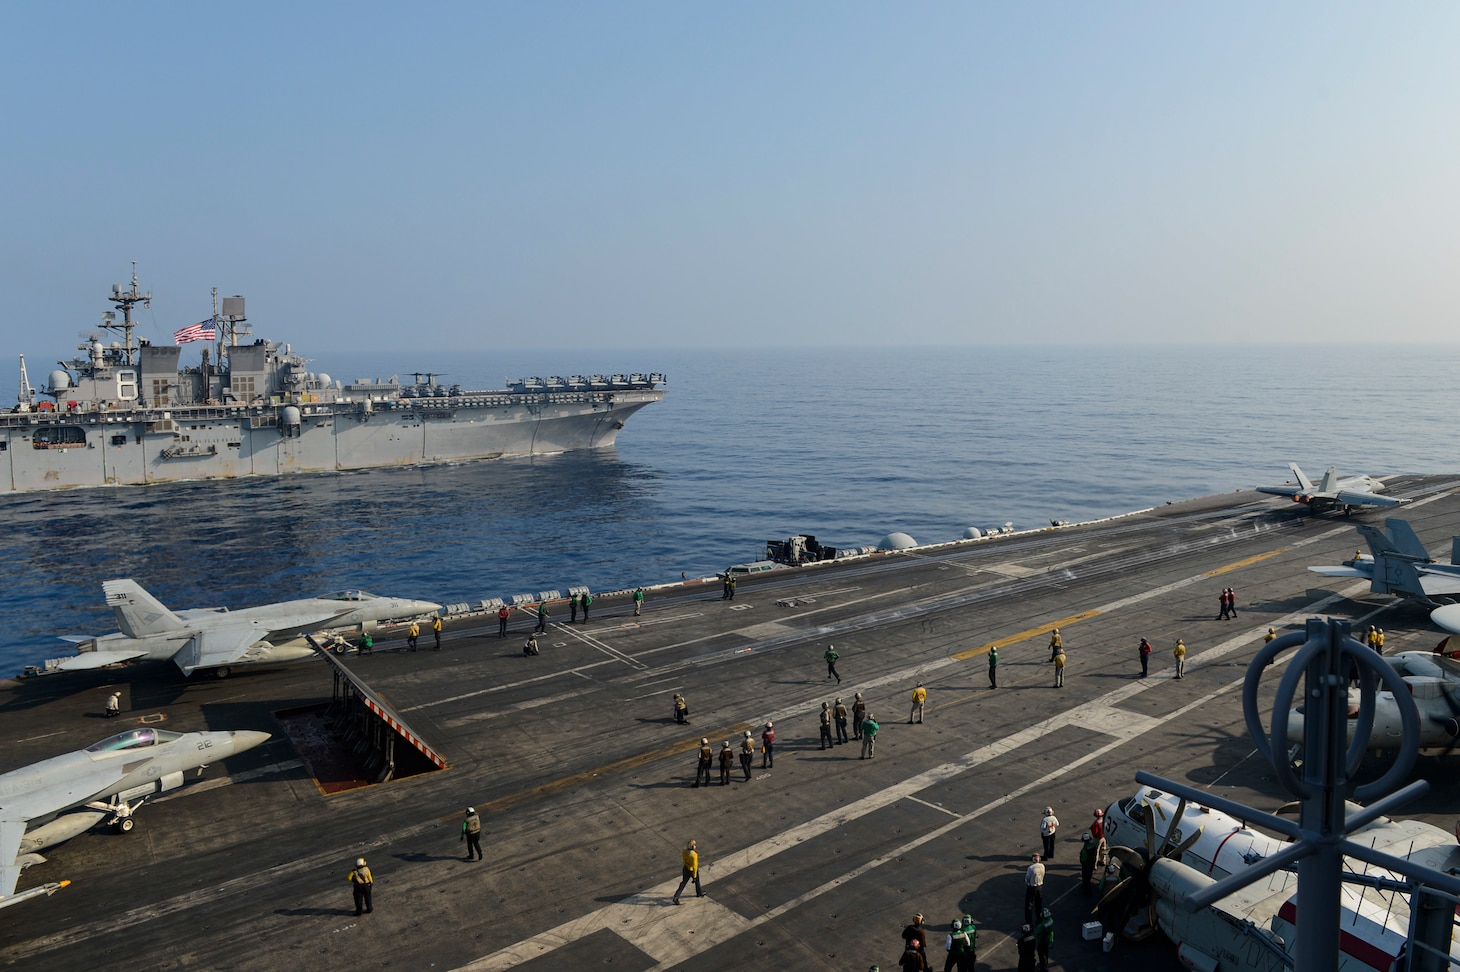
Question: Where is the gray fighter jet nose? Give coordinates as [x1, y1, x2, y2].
[230, 730, 271, 754]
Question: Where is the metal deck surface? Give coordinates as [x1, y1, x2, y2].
[4, 477, 1460, 971]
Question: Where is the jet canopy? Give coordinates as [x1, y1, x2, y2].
[317, 590, 379, 602]
[85, 728, 184, 753]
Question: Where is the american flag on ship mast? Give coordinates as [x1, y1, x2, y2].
[174, 317, 218, 344]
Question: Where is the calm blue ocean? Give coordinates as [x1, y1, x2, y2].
[1, 344, 1456, 675]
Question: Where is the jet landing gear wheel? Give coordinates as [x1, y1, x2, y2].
[213, 666, 231, 679]
[115, 817, 135, 833]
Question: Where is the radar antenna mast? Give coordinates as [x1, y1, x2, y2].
[102, 262, 150, 367]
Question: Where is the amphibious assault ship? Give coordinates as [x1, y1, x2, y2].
[2, 271, 665, 493]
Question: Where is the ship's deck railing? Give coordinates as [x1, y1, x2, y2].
[0, 382, 666, 429]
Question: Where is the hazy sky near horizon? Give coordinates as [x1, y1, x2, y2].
[3, 3, 1457, 352]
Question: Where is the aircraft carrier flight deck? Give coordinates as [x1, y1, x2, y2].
[5, 476, 1460, 972]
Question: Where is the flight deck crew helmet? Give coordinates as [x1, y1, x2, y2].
[1041, 908, 1051, 918]
[822, 701, 829, 709]
[765, 721, 772, 728]
[701, 738, 709, 745]
[357, 858, 366, 866]
[952, 919, 962, 930]
[1044, 807, 1053, 814]
[1021, 924, 1031, 933]
[466, 807, 475, 814]
[744, 730, 752, 738]
[1082, 833, 1091, 841]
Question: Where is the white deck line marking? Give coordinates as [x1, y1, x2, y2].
[556, 625, 648, 670]
[904, 795, 962, 818]
[401, 659, 617, 711]
[454, 577, 1373, 972]
[440, 689, 591, 727]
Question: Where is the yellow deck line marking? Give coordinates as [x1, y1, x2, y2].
[1203, 548, 1287, 576]
[950, 609, 1102, 660]
[478, 723, 753, 813]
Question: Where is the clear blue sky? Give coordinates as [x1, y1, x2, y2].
[3, 3, 1457, 351]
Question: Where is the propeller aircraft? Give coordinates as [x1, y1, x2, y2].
[1098, 787, 1459, 971]
[1285, 649, 1460, 757]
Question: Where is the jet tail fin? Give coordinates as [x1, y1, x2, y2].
[102, 579, 185, 639]
[1318, 467, 1339, 494]
[1356, 522, 1399, 558]
[1289, 463, 1314, 492]
[1383, 519, 1431, 561]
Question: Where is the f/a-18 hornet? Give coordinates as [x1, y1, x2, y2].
[1308, 517, 1460, 607]
[58, 580, 442, 677]
[0, 726, 269, 910]
[1256, 462, 1403, 515]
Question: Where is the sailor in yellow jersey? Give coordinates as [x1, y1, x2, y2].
[1173, 638, 1187, 679]
[672, 839, 702, 904]
[407, 621, 420, 652]
[909, 683, 926, 723]
[348, 857, 374, 915]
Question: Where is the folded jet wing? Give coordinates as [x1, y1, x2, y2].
[0, 818, 25, 900]
[170, 613, 346, 675]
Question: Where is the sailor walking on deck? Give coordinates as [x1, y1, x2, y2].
[498, 604, 511, 638]
[348, 858, 374, 915]
[1173, 638, 1187, 678]
[825, 645, 841, 683]
[461, 807, 483, 861]
[432, 614, 442, 650]
[761, 721, 775, 769]
[634, 587, 644, 616]
[406, 621, 419, 652]
[535, 602, 548, 632]
[672, 839, 702, 904]
[989, 647, 998, 688]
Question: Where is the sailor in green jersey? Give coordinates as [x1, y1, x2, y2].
[1034, 908, 1054, 970]
[860, 713, 879, 758]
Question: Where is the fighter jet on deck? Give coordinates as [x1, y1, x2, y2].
[1256, 462, 1403, 515]
[1308, 517, 1460, 607]
[58, 580, 442, 677]
[0, 726, 269, 909]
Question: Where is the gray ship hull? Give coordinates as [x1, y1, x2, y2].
[1, 390, 661, 492]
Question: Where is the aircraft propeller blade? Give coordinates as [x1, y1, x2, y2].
[1108, 844, 1149, 873]
[1142, 801, 1157, 855]
[1158, 797, 1187, 857]
[1093, 875, 1134, 913]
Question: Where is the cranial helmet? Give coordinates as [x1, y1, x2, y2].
[701, 738, 709, 745]
[356, 858, 366, 866]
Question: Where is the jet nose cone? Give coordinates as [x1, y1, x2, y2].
[415, 601, 444, 616]
[231, 730, 271, 754]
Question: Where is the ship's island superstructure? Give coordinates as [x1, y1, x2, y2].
[2, 271, 665, 492]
